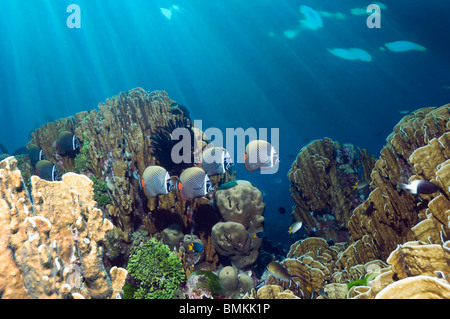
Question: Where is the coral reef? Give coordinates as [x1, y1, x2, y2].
[348, 104, 450, 260]
[0, 156, 127, 299]
[327, 240, 450, 299]
[3, 83, 448, 300]
[254, 103, 450, 299]
[288, 138, 376, 242]
[28, 88, 194, 244]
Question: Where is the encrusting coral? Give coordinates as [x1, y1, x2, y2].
[0, 156, 127, 299]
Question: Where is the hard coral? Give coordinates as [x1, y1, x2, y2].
[29, 88, 193, 244]
[0, 157, 127, 299]
[213, 180, 265, 269]
[288, 138, 376, 242]
[348, 104, 450, 260]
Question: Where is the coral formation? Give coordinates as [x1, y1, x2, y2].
[161, 224, 184, 250]
[3, 83, 449, 300]
[347, 105, 450, 260]
[288, 138, 376, 242]
[255, 103, 450, 299]
[212, 180, 265, 268]
[212, 222, 256, 269]
[0, 156, 127, 299]
[29, 88, 194, 244]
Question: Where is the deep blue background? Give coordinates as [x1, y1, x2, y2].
[1, 0, 449, 244]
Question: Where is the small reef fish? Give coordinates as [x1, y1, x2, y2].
[278, 206, 286, 214]
[26, 143, 46, 167]
[353, 180, 369, 190]
[56, 130, 80, 157]
[288, 221, 302, 234]
[244, 140, 279, 171]
[34, 160, 60, 182]
[141, 165, 175, 197]
[199, 146, 233, 176]
[399, 180, 439, 195]
[252, 231, 264, 239]
[187, 242, 204, 253]
[177, 167, 214, 200]
[266, 261, 292, 282]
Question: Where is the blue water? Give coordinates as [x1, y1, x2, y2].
[1, 0, 450, 244]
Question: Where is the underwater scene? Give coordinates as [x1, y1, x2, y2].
[1, 0, 450, 301]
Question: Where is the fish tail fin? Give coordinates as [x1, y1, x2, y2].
[398, 182, 412, 191]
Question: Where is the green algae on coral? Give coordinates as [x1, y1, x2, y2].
[122, 284, 138, 299]
[127, 237, 185, 299]
[346, 273, 380, 291]
[90, 175, 111, 208]
[73, 132, 92, 174]
[192, 270, 223, 297]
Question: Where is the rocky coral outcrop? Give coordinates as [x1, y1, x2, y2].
[27, 88, 236, 256]
[348, 104, 450, 260]
[288, 138, 376, 242]
[338, 240, 450, 299]
[212, 180, 265, 268]
[28, 88, 194, 244]
[0, 156, 127, 299]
